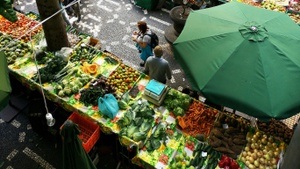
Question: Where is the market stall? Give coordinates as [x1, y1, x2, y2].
[0, 7, 298, 169]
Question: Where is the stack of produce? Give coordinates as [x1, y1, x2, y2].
[117, 100, 155, 143]
[239, 130, 286, 169]
[79, 77, 116, 106]
[54, 67, 93, 97]
[0, 34, 32, 64]
[218, 155, 240, 169]
[260, 1, 286, 12]
[177, 100, 218, 138]
[69, 44, 100, 63]
[163, 89, 192, 117]
[0, 13, 42, 42]
[287, 12, 300, 24]
[189, 142, 221, 168]
[144, 122, 167, 152]
[208, 113, 249, 159]
[32, 56, 68, 83]
[169, 151, 193, 169]
[257, 119, 293, 144]
[106, 63, 140, 94]
[81, 62, 99, 75]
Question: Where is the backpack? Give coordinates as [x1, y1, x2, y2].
[145, 32, 159, 49]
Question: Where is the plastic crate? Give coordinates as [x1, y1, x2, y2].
[64, 112, 100, 153]
[134, 0, 158, 10]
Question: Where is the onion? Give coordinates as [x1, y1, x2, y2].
[245, 146, 250, 152]
[259, 157, 265, 165]
[271, 158, 277, 165]
[254, 160, 260, 167]
[249, 156, 254, 164]
[248, 164, 255, 169]
[261, 138, 267, 145]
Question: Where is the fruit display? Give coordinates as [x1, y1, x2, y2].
[0, 34, 32, 64]
[260, 1, 286, 12]
[177, 100, 218, 138]
[54, 68, 93, 97]
[117, 100, 155, 143]
[208, 113, 249, 159]
[25, 12, 39, 21]
[69, 43, 100, 63]
[0, 13, 42, 42]
[79, 77, 116, 106]
[257, 118, 293, 144]
[163, 88, 192, 117]
[169, 150, 194, 169]
[239, 130, 286, 169]
[287, 12, 300, 24]
[288, 0, 300, 13]
[106, 63, 141, 94]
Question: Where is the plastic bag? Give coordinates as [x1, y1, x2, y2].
[98, 94, 119, 119]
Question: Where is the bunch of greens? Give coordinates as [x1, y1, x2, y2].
[163, 89, 192, 117]
[33, 56, 68, 83]
[144, 123, 167, 152]
[117, 100, 155, 142]
[79, 77, 116, 106]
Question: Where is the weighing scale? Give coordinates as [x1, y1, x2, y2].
[143, 79, 169, 106]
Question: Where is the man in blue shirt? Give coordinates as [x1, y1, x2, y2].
[143, 45, 172, 84]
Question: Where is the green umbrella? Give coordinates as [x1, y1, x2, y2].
[0, 51, 11, 111]
[173, 2, 300, 121]
[61, 120, 97, 169]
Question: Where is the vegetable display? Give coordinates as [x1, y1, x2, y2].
[218, 155, 240, 169]
[163, 88, 191, 117]
[209, 113, 248, 159]
[117, 100, 155, 143]
[32, 56, 68, 83]
[79, 77, 116, 106]
[189, 142, 221, 168]
[54, 68, 93, 97]
[177, 100, 218, 137]
[69, 43, 99, 63]
[0, 34, 32, 64]
[257, 118, 293, 144]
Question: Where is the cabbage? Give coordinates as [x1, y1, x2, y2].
[132, 131, 146, 142]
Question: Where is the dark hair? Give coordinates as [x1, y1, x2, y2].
[137, 21, 148, 34]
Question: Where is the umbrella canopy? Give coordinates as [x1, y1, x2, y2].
[173, 2, 300, 121]
[61, 120, 96, 169]
[0, 51, 11, 111]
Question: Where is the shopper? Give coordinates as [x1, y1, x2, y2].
[63, 0, 81, 22]
[59, 0, 72, 26]
[143, 45, 172, 84]
[132, 21, 153, 67]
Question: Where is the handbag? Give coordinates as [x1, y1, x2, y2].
[98, 94, 119, 119]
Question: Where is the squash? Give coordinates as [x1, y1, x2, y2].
[88, 64, 98, 74]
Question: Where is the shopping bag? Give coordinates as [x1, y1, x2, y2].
[98, 94, 119, 119]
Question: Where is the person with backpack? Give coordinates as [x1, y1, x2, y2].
[143, 45, 172, 84]
[132, 21, 155, 67]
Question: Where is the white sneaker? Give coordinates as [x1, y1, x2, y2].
[69, 17, 78, 25]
